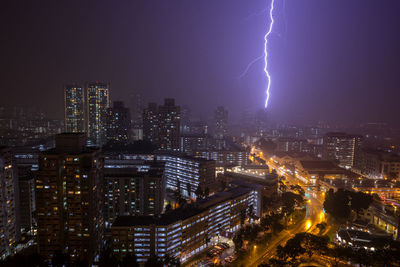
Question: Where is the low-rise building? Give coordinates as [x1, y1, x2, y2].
[296, 160, 348, 184]
[369, 201, 399, 240]
[223, 166, 277, 197]
[111, 186, 260, 263]
[354, 148, 400, 180]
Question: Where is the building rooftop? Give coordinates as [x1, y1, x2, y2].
[155, 151, 214, 162]
[112, 187, 254, 227]
[299, 160, 343, 171]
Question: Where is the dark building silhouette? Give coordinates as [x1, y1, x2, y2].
[143, 103, 159, 146]
[143, 99, 181, 151]
[106, 101, 131, 143]
[214, 106, 228, 140]
[158, 99, 180, 151]
[0, 146, 18, 259]
[35, 133, 103, 263]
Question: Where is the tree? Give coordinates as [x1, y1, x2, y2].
[99, 248, 120, 267]
[276, 233, 328, 261]
[278, 180, 287, 193]
[248, 204, 256, 221]
[323, 189, 351, 221]
[281, 192, 304, 217]
[290, 185, 305, 196]
[163, 254, 181, 267]
[186, 183, 191, 199]
[51, 251, 70, 267]
[316, 222, 327, 234]
[204, 187, 210, 197]
[121, 253, 139, 267]
[194, 185, 203, 199]
[220, 180, 227, 191]
[145, 255, 163, 267]
[165, 203, 172, 212]
[323, 189, 374, 222]
[240, 208, 247, 226]
[233, 232, 244, 251]
[349, 191, 373, 218]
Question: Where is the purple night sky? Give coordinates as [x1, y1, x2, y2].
[1, 0, 400, 124]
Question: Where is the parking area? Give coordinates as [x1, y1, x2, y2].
[195, 241, 236, 267]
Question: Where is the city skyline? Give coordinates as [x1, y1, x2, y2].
[2, 1, 400, 266]
[2, 0, 400, 124]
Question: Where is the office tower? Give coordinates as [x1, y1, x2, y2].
[214, 106, 228, 139]
[322, 132, 363, 169]
[104, 161, 165, 227]
[143, 103, 159, 146]
[35, 133, 103, 262]
[86, 82, 110, 146]
[106, 101, 131, 143]
[64, 84, 85, 133]
[158, 99, 181, 151]
[0, 147, 18, 259]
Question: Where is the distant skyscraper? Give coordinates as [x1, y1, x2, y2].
[106, 101, 131, 143]
[143, 103, 159, 146]
[180, 105, 191, 133]
[35, 133, 103, 262]
[0, 147, 18, 259]
[214, 106, 228, 139]
[86, 82, 110, 146]
[158, 99, 181, 151]
[64, 84, 85, 133]
[130, 93, 144, 124]
[323, 132, 363, 169]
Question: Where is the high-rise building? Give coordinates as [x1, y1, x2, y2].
[104, 161, 165, 227]
[130, 93, 144, 124]
[106, 101, 131, 143]
[158, 99, 181, 151]
[86, 82, 110, 146]
[0, 147, 18, 259]
[143, 99, 181, 151]
[143, 103, 159, 146]
[214, 106, 228, 139]
[180, 105, 191, 133]
[17, 166, 35, 233]
[322, 132, 363, 169]
[35, 133, 103, 262]
[64, 84, 85, 133]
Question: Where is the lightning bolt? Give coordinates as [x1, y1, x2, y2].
[264, 0, 275, 109]
[237, 54, 263, 79]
